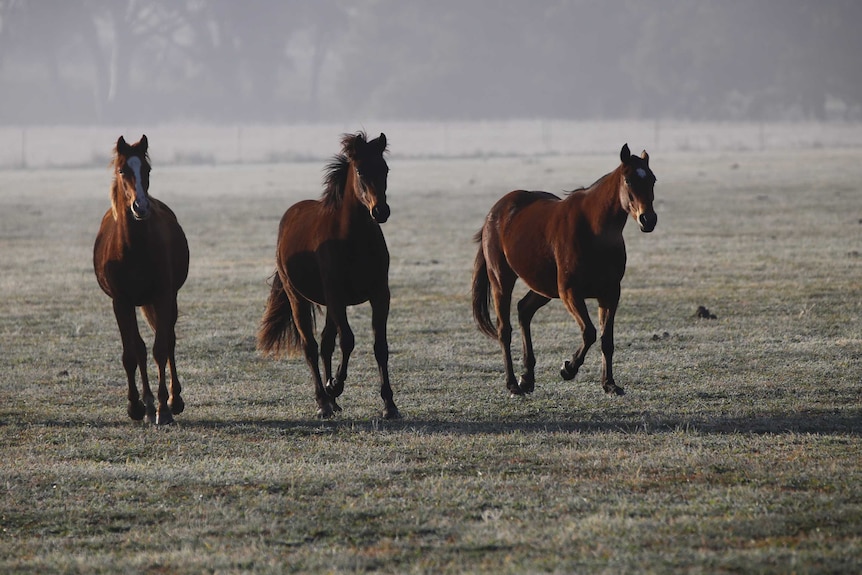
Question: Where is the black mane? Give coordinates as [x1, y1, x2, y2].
[321, 153, 350, 209]
[321, 131, 378, 209]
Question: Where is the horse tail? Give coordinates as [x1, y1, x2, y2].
[471, 229, 498, 340]
[257, 271, 302, 357]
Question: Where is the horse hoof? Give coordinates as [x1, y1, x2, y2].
[560, 361, 577, 381]
[331, 400, 342, 413]
[128, 401, 146, 421]
[518, 375, 535, 394]
[324, 378, 344, 399]
[383, 405, 402, 420]
[155, 411, 175, 425]
[169, 396, 185, 415]
[604, 382, 625, 396]
[316, 405, 335, 419]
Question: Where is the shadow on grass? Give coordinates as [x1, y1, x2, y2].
[6, 408, 858, 437]
[173, 407, 862, 437]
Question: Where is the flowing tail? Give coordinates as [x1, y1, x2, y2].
[257, 272, 302, 357]
[471, 229, 497, 339]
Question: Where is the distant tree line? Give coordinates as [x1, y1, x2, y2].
[0, 0, 859, 125]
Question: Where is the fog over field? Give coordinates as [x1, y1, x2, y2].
[0, 1, 860, 127]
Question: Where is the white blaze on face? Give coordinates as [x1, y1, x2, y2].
[126, 156, 150, 213]
[636, 168, 647, 179]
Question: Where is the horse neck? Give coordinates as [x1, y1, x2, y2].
[580, 168, 627, 233]
[337, 168, 371, 232]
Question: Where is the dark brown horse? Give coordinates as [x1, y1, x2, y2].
[472, 144, 657, 398]
[94, 135, 189, 424]
[258, 132, 399, 419]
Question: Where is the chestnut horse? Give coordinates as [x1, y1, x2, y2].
[472, 144, 657, 398]
[94, 135, 189, 424]
[258, 132, 399, 419]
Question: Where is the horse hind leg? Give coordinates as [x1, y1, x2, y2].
[290, 297, 335, 418]
[490, 271, 521, 396]
[516, 290, 551, 394]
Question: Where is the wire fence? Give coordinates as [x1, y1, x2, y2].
[1, 120, 861, 170]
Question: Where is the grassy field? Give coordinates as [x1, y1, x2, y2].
[1, 144, 861, 573]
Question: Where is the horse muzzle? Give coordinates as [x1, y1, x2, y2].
[131, 200, 151, 221]
[371, 203, 390, 224]
[638, 212, 657, 233]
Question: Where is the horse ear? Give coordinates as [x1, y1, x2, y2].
[620, 143, 631, 164]
[641, 149, 649, 164]
[377, 133, 387, 154]
[139, 134, 148, 154]
[117, 136, 129, 155]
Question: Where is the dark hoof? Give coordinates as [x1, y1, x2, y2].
[317, 399, 341, 419]
[560, 361, 578, 381]
[128, 400, 146, 421]
[383, 405, 402, 420]
[155, 410, 175, 425]
[518, 374, 535, 394]
[169, 396, 184, 415]
[603, 382, 625, 396]
[506, 384, 524, 397]
[324, 377, 345, 399]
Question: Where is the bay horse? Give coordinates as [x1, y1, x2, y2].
[94, 135, 189, 424]
[472, 144, 657, 398]
[258, 132, 399, 420]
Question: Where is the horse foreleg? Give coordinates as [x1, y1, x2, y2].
[598, 301, 624, 396]
[370, 288, 399, 419]
[113, 300, 151, 421]
[560, 291, 596, 383]
[320, 313, 337, 393]
[516, 290, 551, 394]
[324, 304, 353, 403]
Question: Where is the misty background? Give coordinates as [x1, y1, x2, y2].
[2, 0, 861, 125]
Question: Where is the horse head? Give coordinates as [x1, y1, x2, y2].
[113, 135, 152, 221]
[618, 143, 657, 233]
[344, 132, 390, 224]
